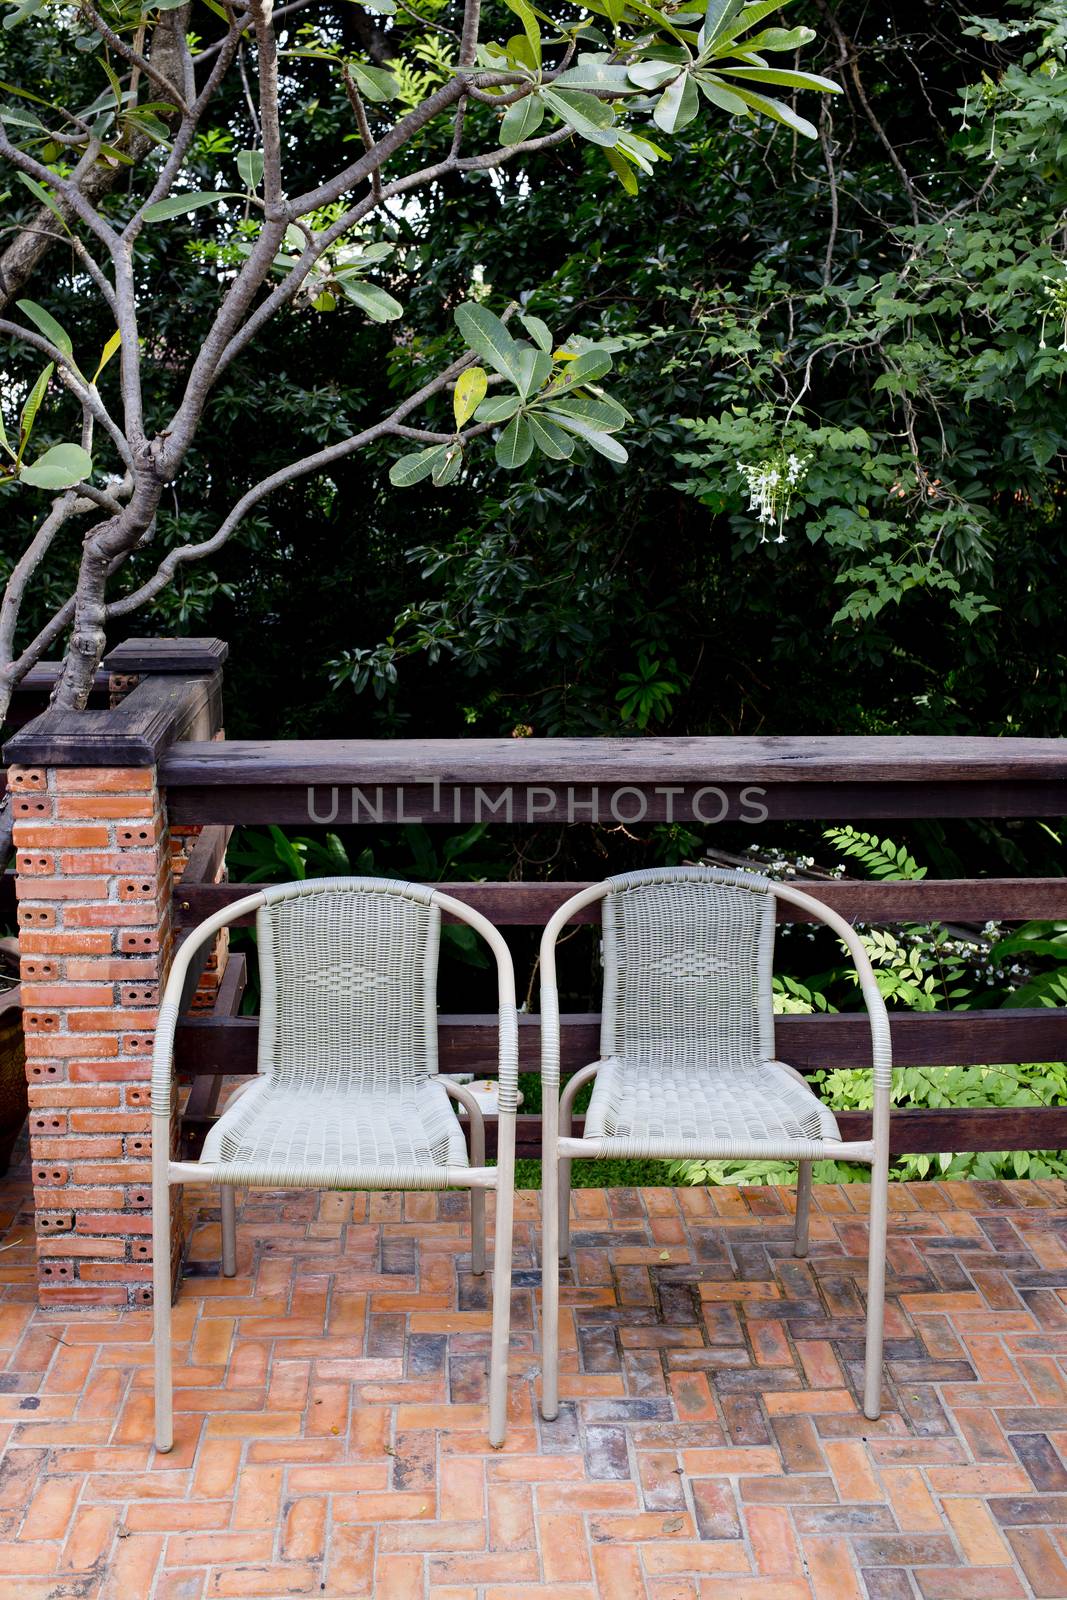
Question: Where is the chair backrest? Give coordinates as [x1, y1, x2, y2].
[600, 866, 777, 1064]
[255, 878, 441, 1093]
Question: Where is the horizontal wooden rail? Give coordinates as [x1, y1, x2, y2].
[159, 734, 1067, 823]
[175, 1007, 1067, 1077]
[173, 876, 1067, 929]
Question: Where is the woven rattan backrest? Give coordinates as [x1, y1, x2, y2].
[256, 878, 440, 1092]
[600, 867, 776, 1064]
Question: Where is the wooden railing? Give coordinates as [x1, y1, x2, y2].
[161, 732, 1067, 1165]
[5, 650, 1065, 1166]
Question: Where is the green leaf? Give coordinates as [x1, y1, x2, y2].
[654, 71, 700, 134]
[389, 444, 449, 486]
[453, 365, 488, 429]
[432, 442, 463, 485]
[16, 299, 73, 361]
[694, 74, 748, 115]
[454, 302, 525, 386]
[717, 65, 841, 94]
[92, 328, 121, 384]
[527, 412, 575, 459]
[143, 190, 237, 221]
[519, 313, 553, 352]
[338, 279, 403, 321]
[555, 59, 641, 92]
[96, 53, 123, 115]
[473, 393, 522, 424]
[18, 362, 52, 456]
[495, 413, 534, 469]
[503, 0, 541, 69]
[541, 86, 618, 147]
[628, 59, 685, 91]
[547, 347, 613, 388]
[2, 0, 45, 29]
[0, 405, 9, 456]
[500, 93, 545, 146]
[728, 26, 816, 56]
[700, 0, 744, 47]
[541, 391, 628, 430]
[605, 145, 639, 193]
[20, 440, 93, 489]
[236, 149, 264, 190]
[349, 61, 399, 101]
[15, 171, 68, 228]
[714, 79, 818, 138]
[543, 410, 628, 461]
[515, 344, 552, 399]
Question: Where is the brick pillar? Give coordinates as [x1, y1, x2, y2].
[11, 763, 178, 1308]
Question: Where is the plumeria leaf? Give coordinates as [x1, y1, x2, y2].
[500, 93, 545, 145]
[16, 298, 74, 362]
[542, 391, 629, 430]
[453, 365, 488, 429]
[714, 79, 818, 138]
[543, 410, 628, 461]
[515, 344, 553, 399]
[503, 0, 541, 69]
[546, 347, 613, 388]
[654, 70, 700, 133]
[18, 362, 52, 456]
[15, 171, 68, 227]
[519, 313, 553, 352]
[92, 328, 121, 383]
[349, 62, 399, 101]
[717, 65, 841, 93]
[473, 393, 522, 424]
[527, 412, 575, 458]
[143, 190, 238, 220]
[555, 57, 641, 92]
[628, 59, 685, 91]
[236, 149, 264, 189]
[605, 145, 639, 192]
[20, 440, 92, 488]
[695, 75, 748, 115]
[495, 413, 535, 468]
[541, 86, 618, 146]
[432, 442, 463, 485]
[389, 444, 449, 486]
[338, 279, 403, 321]
[454, 302, 526, 387]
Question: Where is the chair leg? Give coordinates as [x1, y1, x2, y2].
[488, 1116, 516, 1447]
[471, 1190, 486, 1277]
[470, 1102, 486, 1277]
[221, 1187, 237, 1278]
[863, 1150, 890, 1420]
[152, 1161, 173, 1454]
[557, 1092, 574, 1260]
[540, 1148, 560, 1421]
[794, 1161, 812, 1259]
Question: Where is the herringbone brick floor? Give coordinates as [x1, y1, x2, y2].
[0, 1174, 1066, 1599]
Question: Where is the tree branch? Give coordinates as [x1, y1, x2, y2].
[77, 0, 191, 114]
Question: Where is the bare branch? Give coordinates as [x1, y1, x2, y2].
[109, 348, 484, 619]
[343, 67, 382, 202]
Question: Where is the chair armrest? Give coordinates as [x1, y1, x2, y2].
[538, 884, 610, 1095]
[433, 891, 519, 1112]
[772, 882, 893, 1100]
[150, 891, 266, 1117]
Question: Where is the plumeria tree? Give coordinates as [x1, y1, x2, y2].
[0, 0, 838, 731]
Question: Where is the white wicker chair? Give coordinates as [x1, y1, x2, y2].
[539, 866, 891, 1422]
[152, 877, 518, 1451]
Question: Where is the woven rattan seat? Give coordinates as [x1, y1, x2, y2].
[200, 1078, 470, 1178]
[539, 866, 892, 1425]
[152, 877, 518, 1451]
[583, 1055, 841, 1150]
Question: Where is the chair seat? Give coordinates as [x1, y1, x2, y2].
[582, 1055, 841, 1151]
[200, 1074, 470, 1178]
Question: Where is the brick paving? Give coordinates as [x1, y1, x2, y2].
[0, 1174, 1066, 1598]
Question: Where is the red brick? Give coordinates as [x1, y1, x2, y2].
[52, 768, 156, 793]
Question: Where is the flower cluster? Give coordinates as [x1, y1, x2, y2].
[1038, 264, 1067, 351]
[735, 449, 810, 543]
